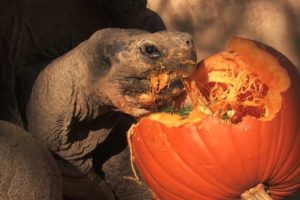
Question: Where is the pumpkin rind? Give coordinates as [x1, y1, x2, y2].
[129, 38, 300, 200]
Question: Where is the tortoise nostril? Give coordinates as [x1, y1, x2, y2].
[185, 39, 193, 47]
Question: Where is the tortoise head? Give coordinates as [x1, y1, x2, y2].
[84, 28, 197, 117]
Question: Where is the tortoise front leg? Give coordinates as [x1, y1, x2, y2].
[58, 156, 116, 200]
[92, 114, 153, 200]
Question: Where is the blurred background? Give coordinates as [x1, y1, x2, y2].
[148, 0, 300, 69]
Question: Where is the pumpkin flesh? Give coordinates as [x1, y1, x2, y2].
[129, 38, 300, 200]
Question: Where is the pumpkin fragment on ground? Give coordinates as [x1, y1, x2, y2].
[128, 37, 300, 200]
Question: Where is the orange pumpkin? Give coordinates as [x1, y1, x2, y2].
[128, 38, 300, 200]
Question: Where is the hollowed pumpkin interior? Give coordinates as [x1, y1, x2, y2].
[147, 38, 290, 126]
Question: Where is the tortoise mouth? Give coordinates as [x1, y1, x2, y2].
[123, 72, 187, 110]
[140, 75, 186, 109]
[120, 58, 197, 114]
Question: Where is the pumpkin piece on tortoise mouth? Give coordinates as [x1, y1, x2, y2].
[150, 72, 170, 94]
[136, 72, 170, 106]
[128, 37, 300, 200]
[136, 72, 187, 109]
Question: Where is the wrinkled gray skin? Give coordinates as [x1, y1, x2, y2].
[27, 28, 196, 199]
[0, 120, 63, 200]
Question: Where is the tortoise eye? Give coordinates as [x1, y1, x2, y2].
[140, 44, 161, 59]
